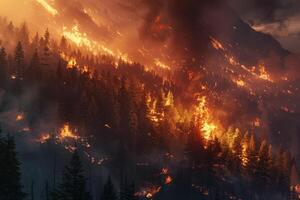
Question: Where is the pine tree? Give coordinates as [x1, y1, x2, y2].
[0, 131, 26, 200]
[53, 150, 91, 200]
[276, 149, 291, 198]
[0, 47, 8, 89]
[246, 134, 257, 179]
[120, 177, 136, 200]
[25, 48, 40, 82]
[123, 183, 136, 200]
[18, 23, 30, 49]
[100, 177, 118, 200]
[41, 29, 50, 68]
[5, 21, 14, 37]
[231, 129, 243, 173]
[31, 32, 39, 50]
[255, 140, 271, 196]
[60, 36, 68, 52]
[14, 41, 25, 79]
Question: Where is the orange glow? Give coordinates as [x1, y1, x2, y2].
[164, 91, 174, 107]
[59, 124, 78, 140]
[146, 93, 164, 123]
[194, 96, 219, 141]
[233, 78, 246, 87]
[165, 175, 173, 184]
[241, 140, 248, 166]
[39, 134, 51, 144]
[201, 122, 217, 140]
[161, 168, 169, 175]
[35, 0, 58, 16]
[135, 186, 162, 199]
[63, 25, 132, 66]
[60, 52, 91, 75]
[258, 64, 273, 82]
[254, 118, 261, 127]
[16, 113, 24, 121]
[155, 59, 171, 70]
[210, 37, 225, 51]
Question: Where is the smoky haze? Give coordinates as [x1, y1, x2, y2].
[229, 0, 300, 53]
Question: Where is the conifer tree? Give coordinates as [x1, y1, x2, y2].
[25, 48, 40, 82]
[60, 36, 68, 52]
[0, 47, 8, 88]
[0, 130, 26, 200]
[53, 150, 91, 200]
[14, 41, 25, 79]
[41, 29, 50, 68]
[246, 134, 257, 179]
[254, 140, 271, 196]
[100, 177, 118, 200]
[18, 23, 30, 49]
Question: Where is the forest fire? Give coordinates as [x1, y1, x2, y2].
[135, 186, 162, 199]
[35, 0, 58, 16]
[258, 64, 273, 82]
[154, 59, 171, 70]
[193, 96, 219, 141]
[60, 52, 90, 74]
[0, 1, 299, 199]
[58, 124, 78, 140]
[62, 25, 132, 65]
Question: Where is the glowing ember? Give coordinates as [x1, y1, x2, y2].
[210, 37, 225, 51]
[39, 134, 51, 144]
[295, 185, 300, 196]
[165, 175, 172, 184]
[254, 118, 261, 127]
[16, 113, 24, 121]
[21, 127, 30, 132]
[135, 186, 161, 199]
[161, 168, 169, 175]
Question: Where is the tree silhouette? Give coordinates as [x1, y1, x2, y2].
[100, 177, 118, 200]
[53, 150, 91, 200]
[0, 128, 26, 200]
[14, 41, 25, 79]
[0, 47, 8, 89]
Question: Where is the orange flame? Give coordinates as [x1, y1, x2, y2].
[35, 0, 58, 16]
[16, 113, 24, 121]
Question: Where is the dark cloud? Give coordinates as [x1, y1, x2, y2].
[229, 0, 300, 25]
[228, 0, 300, 53]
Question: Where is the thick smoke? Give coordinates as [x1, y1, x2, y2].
[229, 0, 300, 53]
[229, 0, 300, 25]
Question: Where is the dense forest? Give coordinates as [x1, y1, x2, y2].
[0, 18, 298, 200]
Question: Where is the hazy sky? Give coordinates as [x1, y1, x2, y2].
[229, 0, 300, 53]
[0, 0, 300, 53]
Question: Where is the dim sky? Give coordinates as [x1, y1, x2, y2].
[0, 0, 300, 53]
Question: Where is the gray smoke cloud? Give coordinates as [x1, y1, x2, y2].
[229, 0, 300, 53]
